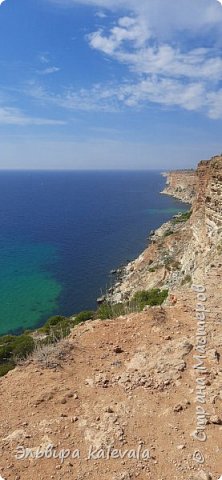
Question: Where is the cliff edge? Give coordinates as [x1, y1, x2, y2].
[161, 169, 197, 204]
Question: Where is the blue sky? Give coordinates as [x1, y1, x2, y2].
[1, 0, 222, 169]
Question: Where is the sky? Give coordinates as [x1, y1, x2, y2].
[1, 0, 222, 169]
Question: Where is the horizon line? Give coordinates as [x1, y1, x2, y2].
[0, 167, 192, 172]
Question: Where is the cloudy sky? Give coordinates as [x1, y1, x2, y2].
[1, 0, 222, 169]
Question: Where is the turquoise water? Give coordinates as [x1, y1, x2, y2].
[146, 207, 185, 215]
[0, 243, 61, 335]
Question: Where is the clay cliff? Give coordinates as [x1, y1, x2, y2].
[0, 155, 222, 480]
[161, 169, 197, 203]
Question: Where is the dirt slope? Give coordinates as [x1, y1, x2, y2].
[0, 283, 222, 480]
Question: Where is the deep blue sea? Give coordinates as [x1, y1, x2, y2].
[0, 170, 188, 335]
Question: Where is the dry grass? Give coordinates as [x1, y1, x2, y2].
[31, 339, 72, 369]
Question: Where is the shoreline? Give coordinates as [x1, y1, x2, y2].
[106, 170, 195, 305]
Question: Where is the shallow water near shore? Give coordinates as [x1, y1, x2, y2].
[0, 170, 189, 335]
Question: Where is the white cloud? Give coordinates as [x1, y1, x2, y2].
[26, 78, 207, 117]
[43, 0, 222, 118]
[86, 8, 222, 118]
[27, 82, 120, 112]
[39, 54, 50, 64]
[37, 53, 60, 75]
[27, 69, 222, 119]
[0, 0, 5, 5]
[50, 0, 222, 36]
[95, 11, 107, 18]
[0, 106, 66, 126]
[88, 16, 150, 53]
[89, 20, 222, 81]
[37, 66, 60, 75]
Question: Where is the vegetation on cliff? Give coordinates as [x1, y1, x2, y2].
[172, 210, 192, 224]
[0, 287, 169, 377]
[131, 288, 168, 310]
[0, 334, 35, 377]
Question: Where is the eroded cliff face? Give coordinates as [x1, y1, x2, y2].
[109, 156, 222, 303]
[183, 156, 222, 286]
[204, 157, 222, 247]
[161, 169, 197, 204]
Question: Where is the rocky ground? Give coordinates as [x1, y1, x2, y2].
[0, 284, 222, 480]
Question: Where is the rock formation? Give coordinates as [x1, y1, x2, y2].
[161, 169, 197, 203]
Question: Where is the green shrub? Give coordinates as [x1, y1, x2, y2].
[74, 310, 94, 324]
[0, 334, 35, 366]
[163, 230, 174, 237]
[40, 315, 77, 340]
[0, 314, 75, 378]
[172, 211, 192, 225]
[12, 335, 35, 359]
[0, 343, 13, 362]
[95, 289, 169, 319]
[0, 335, 16, 345]
[96, 303, 125, 320]
[41, 316, 67, 334]
[131, 288, 168, 310]
[149, 267, 156, 273]
[0, 363, 15, 377]
[50, 321, 72, 340]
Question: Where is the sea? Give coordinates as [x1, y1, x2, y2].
[0, 170, 189, 336]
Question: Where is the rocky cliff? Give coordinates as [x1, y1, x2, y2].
[0, 155, 222, 480]
[161, 169, 197, 203]
[109, 156, 222, 303]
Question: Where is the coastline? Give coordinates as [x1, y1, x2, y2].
[0, 170, 192, 338]
[0, 170, 181, 337]
[160, 169, 197, 204]
[106, 170, 195, 305]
